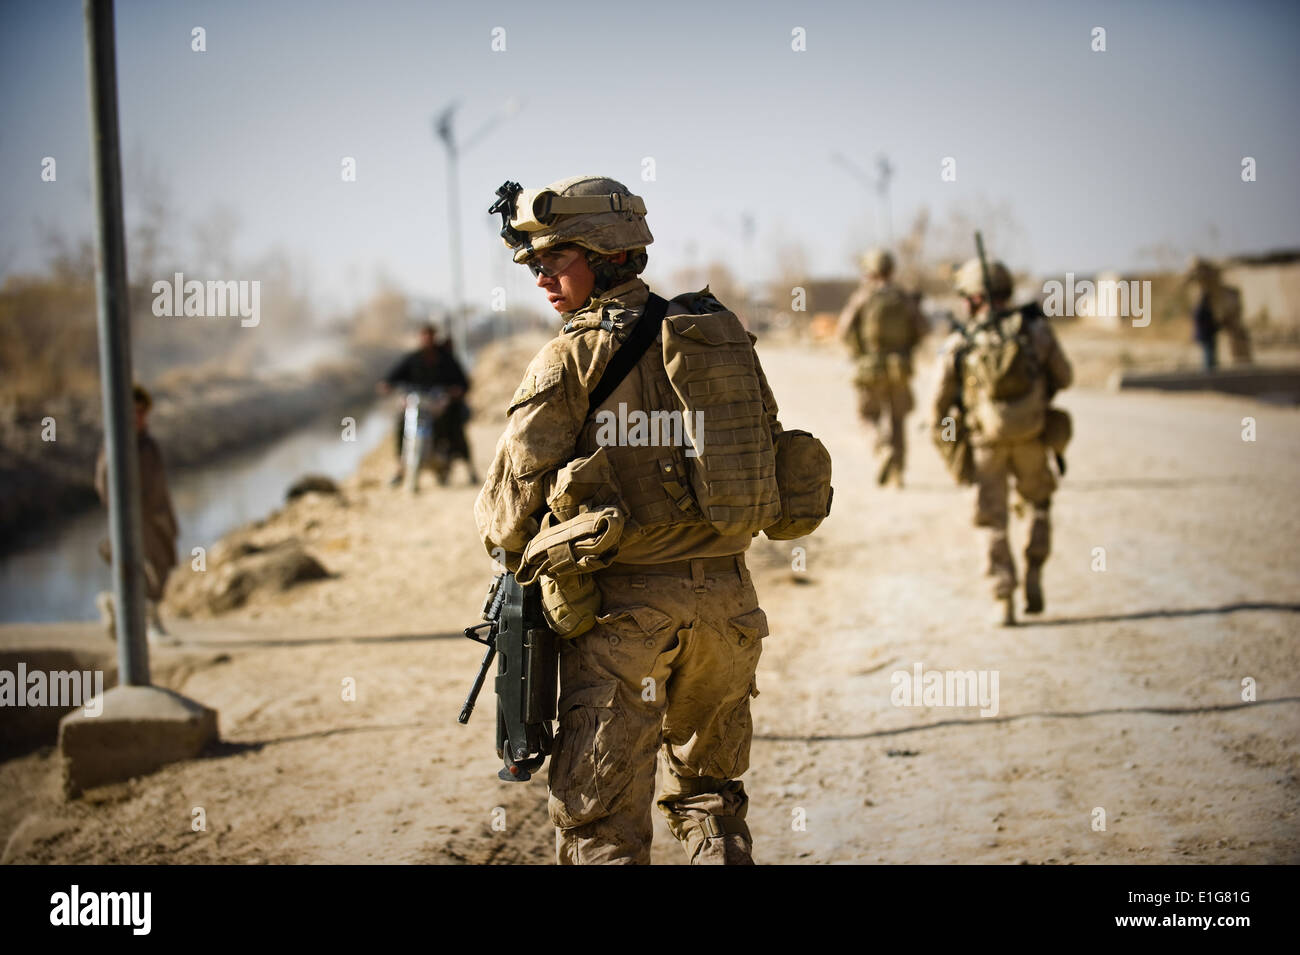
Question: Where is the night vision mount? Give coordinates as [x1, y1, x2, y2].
[490, 180, 526, 248]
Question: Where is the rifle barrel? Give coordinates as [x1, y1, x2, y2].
[458, 642, 496, 724]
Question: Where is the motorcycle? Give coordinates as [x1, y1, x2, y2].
[400, 386, 454, 493]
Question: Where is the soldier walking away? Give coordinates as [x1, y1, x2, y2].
[931, 256, 1073, 626]
[93, 384, 179, 646]
[378, 322, 476, 486]
[836, 248, 927, 487]
[473, 175, 831, 864]
[1186, 256, 1251, 370]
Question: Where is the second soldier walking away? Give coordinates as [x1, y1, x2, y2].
[837, 248, 928, 487]
[931, 256, 1073, 627]
[473, 175, 832, 865]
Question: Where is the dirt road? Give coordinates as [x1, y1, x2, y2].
[3, 334, 1298, 864]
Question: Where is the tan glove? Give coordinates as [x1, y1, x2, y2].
[517, 506, 625, 585]
[517, 505, 626, 640]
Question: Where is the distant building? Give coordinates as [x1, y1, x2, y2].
[1220, 251, 1300, 340]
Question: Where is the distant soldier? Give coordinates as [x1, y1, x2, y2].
[94, 384, 179, 645]
[837, 248, 927, 487]
[1187, 257, 1250, 369]
[932, 258, 1073, 626]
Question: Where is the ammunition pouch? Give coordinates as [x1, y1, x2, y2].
[884, 351, 913, 385]
[546, 447, 625, 523]
[762, 429, 833, 540]
[854, 355, 883, 388]
[933, 412, 976, 486]
[855, 351, 912, 388]
[538, 572, 601, 640]
[1043, 406, 1073, 456]
[518, 506, 625, 638]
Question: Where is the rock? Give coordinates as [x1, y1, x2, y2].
[286, 474, 340, 501]
[166, 538, 331, 616]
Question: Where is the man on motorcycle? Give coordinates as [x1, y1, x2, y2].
[378, 323, 476, 486]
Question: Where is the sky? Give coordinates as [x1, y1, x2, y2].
[2, 0, 1298, 317]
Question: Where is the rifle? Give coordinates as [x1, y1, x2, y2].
[459, 572, 558, 782]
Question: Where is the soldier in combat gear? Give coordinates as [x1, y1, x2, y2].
[837, 248, 927, 487]
[474, 175, 814, 864]
[932, 256, 1072, 626]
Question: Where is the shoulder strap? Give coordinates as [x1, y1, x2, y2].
[586, 292, 668, 417]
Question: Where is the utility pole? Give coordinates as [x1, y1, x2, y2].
[85, 0, 148, 685]
[61, 0, 219, 799]
[434, 104, 466, 357]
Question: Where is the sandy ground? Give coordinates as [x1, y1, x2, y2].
[2, 328, 1298, 865]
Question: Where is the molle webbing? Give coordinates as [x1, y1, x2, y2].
[587, 322, 695, 529]
[663, 311, 781, 535]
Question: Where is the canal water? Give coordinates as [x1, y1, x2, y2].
[0, 402, 392, 623]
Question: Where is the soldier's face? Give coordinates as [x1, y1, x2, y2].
[533, 246, 595, 313]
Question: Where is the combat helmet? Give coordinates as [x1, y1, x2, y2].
[860, 247, 894, 279]
[489, 175, 653, 264]
[954, 256, 1013, 301]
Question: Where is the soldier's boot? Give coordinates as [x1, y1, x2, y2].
[682, 815, 754, 866]
[887, 446, 906, 489]
[890, 421, 907, 488]
[988, 530, 1016, 626]
[992, 594, 1016, 626]
[876, 454, 892, 486]
[1024, 504, 1051, 614]
[1024, 563, 1045, 614]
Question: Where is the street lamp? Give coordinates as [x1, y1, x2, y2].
[831, 151, 894, 248]
[433, 98, 521, 356]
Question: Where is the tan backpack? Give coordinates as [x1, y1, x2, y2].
[661, 297, 782, 536]
[862, 286, 919, 353]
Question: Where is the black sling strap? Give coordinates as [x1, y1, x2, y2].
[586, 292, 669, 418]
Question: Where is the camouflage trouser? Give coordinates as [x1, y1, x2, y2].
[855, 366, 914, 484]
[547, 555, 766, 865]
[972, 438, 1055, 598]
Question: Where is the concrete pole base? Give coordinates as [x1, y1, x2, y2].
[58, 685, 219, 798]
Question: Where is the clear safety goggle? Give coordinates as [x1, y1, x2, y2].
[524, 246, 583, 278]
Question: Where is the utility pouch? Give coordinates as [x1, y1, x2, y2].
[762, 429, 834, 540]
